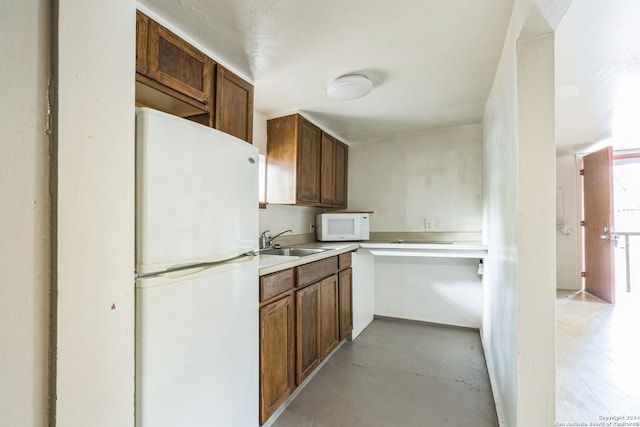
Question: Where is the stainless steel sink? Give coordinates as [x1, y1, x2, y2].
[259, 247, 331, 257]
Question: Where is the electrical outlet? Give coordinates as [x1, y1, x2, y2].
[309, 223, 315, 233]
[425, 219, 434, 231]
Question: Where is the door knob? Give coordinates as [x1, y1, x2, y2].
[600, 234, 611, 240]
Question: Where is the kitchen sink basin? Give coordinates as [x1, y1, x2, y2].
[259, 247, 331, 257]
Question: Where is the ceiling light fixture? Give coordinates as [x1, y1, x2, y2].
[327, 74, 373, 100]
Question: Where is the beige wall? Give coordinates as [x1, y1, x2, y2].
[0, 1, 51, 425]
[348, 124, 483, 233]
[54, 0, 136, 425]
[482, 0, 570, 425]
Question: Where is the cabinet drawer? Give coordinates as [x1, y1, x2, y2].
[338, 252, 352, 270]
[260, 268, 294, 302]
[297, 257, 338, 288]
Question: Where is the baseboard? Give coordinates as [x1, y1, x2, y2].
[373, 314, 480, 332]
[479, 329, 507, 427]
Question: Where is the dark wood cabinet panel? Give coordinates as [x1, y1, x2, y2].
[296, 256, 338, 288]
[338, 252, 352, 270]
[296, 118, 322, 204]
[266, 114, 322, 205]
[320, 134, 347, 208]
[266, 115, 298, 204]
[147, 20, 214, 106]
[135, 12, 255, 140]
[266, 114, 347, 207]
[296, 283, 320, 385]
[260, 255, 354, 421]
[260, 295, 295, 424]
[320, 133, 336, 205]
[136, 11, 149, 75]
[333, 140, 348, 208]
[215, 66, 254, 143]
[260, 268, 295, 302]
[318, 275, 339, 359]
[338, 268, 353, 341]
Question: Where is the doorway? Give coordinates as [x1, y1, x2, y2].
[580, 150, 640, 303]
[612, 154, 640, 305]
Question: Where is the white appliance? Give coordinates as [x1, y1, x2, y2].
[315, 212, 370, 241]
[135, 108, 259, 427]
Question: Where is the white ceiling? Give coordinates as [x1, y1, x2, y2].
[556, 0, 640, 153]
[140, 0, 513, 142]
[140, 0, 640, 151]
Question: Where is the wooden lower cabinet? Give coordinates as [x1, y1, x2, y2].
[295, 283, 320, 385]
[260, 256, 350, 424]
[318, 275, 339, 358]
[338, 267, 353, 340]
[259, 294, 295, 424]
[296, 274, 339, 385]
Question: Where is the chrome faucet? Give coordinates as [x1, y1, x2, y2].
[260, 229, 293, 249]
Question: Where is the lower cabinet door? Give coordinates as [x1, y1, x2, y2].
[260, 295, 294, 424]
[296, 283, 320, 385]
[318, 274, 339, 358]
[338, 268, 353, 340]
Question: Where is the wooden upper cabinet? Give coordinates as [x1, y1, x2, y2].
[136, 11, 149, 75]
[215, 66, 254, 143]
[147, 20, 214, 107]
[320, 134, 348, 208]
[320, 133, 336, 206]
[135, 12, 255, 142]
[266, 114, 322, 205]
[297, 118, 322, 204]
[333, 139, 348, 208]
[266, 114, 348, 207]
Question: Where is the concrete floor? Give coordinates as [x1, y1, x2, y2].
[556, 289, 640, 423]
[272, 318, 498, 427]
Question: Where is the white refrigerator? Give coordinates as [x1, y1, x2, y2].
[135, 107, 259, 427]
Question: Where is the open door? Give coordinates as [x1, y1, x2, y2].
[582, 146, 616, 303]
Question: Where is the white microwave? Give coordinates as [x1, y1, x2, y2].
[316, 213, 370, 242]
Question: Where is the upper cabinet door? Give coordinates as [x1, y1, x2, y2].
[296, 118, 322, 205]
[266, 114, 348, 207]
[215, 66, 254, 143]
[333, 140, 348, 208]
[320, 133, 336, 206]
[135, 11, 149, 75]
[147, 20, 213, 106]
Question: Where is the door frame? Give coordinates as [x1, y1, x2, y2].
[577, 148, 640, 298]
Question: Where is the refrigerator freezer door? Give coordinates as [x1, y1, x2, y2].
[135, 257, 259, 427]
[136, 107, 259, 274]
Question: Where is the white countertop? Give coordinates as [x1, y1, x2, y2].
[258, 242, 359, 276]
[359, 241, 487, 259]
[258, 241, 486, 275]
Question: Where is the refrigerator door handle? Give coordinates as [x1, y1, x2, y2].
[137, 252, 256, 280]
